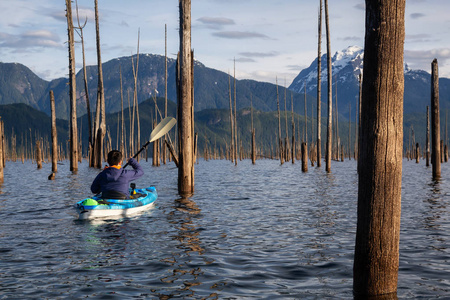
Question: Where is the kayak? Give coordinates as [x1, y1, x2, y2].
[75, 186, 157, 220]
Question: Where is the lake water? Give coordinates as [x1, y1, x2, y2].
[0, 158, 449, 299]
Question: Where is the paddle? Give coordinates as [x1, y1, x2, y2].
[123, 117, 176, 168]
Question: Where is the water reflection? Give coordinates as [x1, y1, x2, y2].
[72, 219, 131, 271]
[157, 196, 210, 298]
[354, 292, 398, 300]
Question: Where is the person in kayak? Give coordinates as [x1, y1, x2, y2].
[91, 150, 144, 199]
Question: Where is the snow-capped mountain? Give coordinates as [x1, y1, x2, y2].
[289, 45, 363, 95]
[289, 45, 450, 117]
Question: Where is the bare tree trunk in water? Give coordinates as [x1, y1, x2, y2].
[317, 0, 323, 167]
[93, 0, 105, 168]
[324, 0, 332, 173]
[353, 0, 405, 296]
[177, 0, 194, 195]
[66, 0, 78, 172]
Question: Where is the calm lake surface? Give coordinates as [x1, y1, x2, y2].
[0, 158, 449, 299]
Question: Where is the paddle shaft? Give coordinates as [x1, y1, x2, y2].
[122, 141, 150, 169]
[121, 117, 176, 169]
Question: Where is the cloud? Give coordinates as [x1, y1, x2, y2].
[354, 3, 365, 10]
[286, 64, 304, 71]
[410, 13, 426, 19]
[239, 51, 279, 58]
[0, 30, 62, 49]
[235, 57, 256, 63]
[404, 48, 450, 71]
[197, 17, 235, 29]
[338, 36, 362, 42]
[406, 33, 436, 44]
[212, 31, 270, 39]
[48, 6, 96, 24]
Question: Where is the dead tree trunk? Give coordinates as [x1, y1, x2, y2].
[92, 0, 106, 169]
[301, 142, 308, 172]
[431, 59, 441, 178]
[177, 0, 194, 195]
[251, 96, 256, 164]
[324, 0, 332, 173]
[317, 0, 323, 167]
[75, 0, 92, 158]
[50, 90, 58, 175]
[426, 106, 430, 166]
[228, 73, 235, 163]
[0, 120, 3, 182]
[353, 0, 405, 296]
[36, 140, 42, 169]
[277, 79, 284, 164]
[66, 0, 78, 172]
[416, 143, 420, 163]
[234, 60, 238, 166]
[292, 93, 296, 164]
[163, 24, 168, 165]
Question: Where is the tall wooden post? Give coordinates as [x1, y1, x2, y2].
[277, 79, 284, 164]
[354, 0, 405, 296]
[228, 74, 235, 163]
[431, 59, 441, 178]
[0, 120, 3, 182]
[324, 0, 332, 173]
[66, 0, 78, 172]
[163, 24, 168, 165]
[178, 0, 194, 195]
[317, 0, 323, 167]
[426, 106, 430, 166]
[36, 140, 42, 169]
[291, 93, 296, 164]
[301, 142, 308, 172]
[251, 96, 256, 164]
[416, 143, 420, 163]
[50, 91, 58, 174]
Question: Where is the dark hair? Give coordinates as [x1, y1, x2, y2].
[107, 150, 123, 166]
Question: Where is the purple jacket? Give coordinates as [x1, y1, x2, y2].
[91, 158, 144, 198]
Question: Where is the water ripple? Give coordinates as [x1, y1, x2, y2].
[0, 159, 448, 298]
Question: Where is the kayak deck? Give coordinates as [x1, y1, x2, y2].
[75, 186, 157, 220]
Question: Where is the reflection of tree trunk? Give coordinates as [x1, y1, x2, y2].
[353, 0, 405, 296]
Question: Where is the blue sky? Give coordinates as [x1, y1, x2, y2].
[1, 0, 449, 85]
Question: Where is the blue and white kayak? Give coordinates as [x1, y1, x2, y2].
[75, 186, 157, 220]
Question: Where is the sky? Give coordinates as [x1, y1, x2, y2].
[1, 0, 450, 86]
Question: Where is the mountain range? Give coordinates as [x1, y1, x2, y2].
[1, 46, 449, 153]
[289, 45, 450, 118]
[2, 46, 450, 122]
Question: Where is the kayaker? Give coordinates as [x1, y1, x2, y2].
[91, 150, 144, 199]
